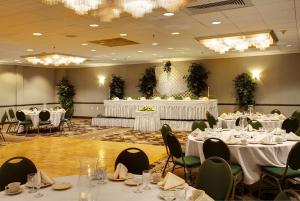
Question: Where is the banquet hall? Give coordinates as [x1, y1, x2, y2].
[0, 0, 300, 200]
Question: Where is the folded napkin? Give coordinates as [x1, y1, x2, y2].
[191, 128, 201, 137]
[270, 128, 282, 135]
[112, 97, 119, 100]
[158, 172, 185, 190]
[188, 188, 214, 201]
[278, 114, 286, 120]
[226, 135, 239, 144]
[154, 97, 161, 100]
[28, 170, 54, 187]
[286, 132, 300, 141]
[260, 135, 274, 144]
[167, 97, 175, 100]
[113, 163, 128, 179]
[140, 97, 146, 100]
[247, 124, 253, 132]
[126, 97, 132, 100]
[184, 97, 191, 100]
[199, 97, 208, 101]
[220, 113, 228, 119]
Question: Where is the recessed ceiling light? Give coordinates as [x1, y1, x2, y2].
[120, 33, 127, 37]
[26, 49, 34, 52]
[212, 21, 221, 25]
[286, 44, 292, 47]
[171, 32, 180, 35]
[167, 47, 174, 50]
[137, 50, 143, 53]
[163, 12, 174, 17]
[91, 49, 97, 52]
[89, 24, 99, 28]
[15, 59, 20, 62]
[33, 32, 42, 36]
[152, 42, 159, 46]
[81, 43, 88, 46]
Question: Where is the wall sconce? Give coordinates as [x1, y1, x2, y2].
[98, 75, 106, 86]
[251, 70, 261, 80]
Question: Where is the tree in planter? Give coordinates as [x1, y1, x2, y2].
[109, 75, 125, 99]
[184, 63, 209, 97]
[137, 67, 157, 98]
[234, 73, 257, 109]
[56, 77, 76, 110]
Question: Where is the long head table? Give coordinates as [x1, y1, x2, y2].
[104, 99, 218, 120]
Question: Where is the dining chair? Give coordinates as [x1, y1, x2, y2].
[206, 111, 217, 128]
[6, 108, 18, 133]
[235, 117, 251, 126]
[0, 112, 8, 141]
[195, 157, 233, 200]
[60, 107, 74, 131]
[259, 141, 300, 197]
[115, 147, 149, 175]
[250, 120, 263, 130]
[38, 110, 52, 133]
[281, 117, 299, 133]
[191, 120, 207, 131]
[161, 124, 172, 176]
[16, 110, 32, 134]
[274, 189, 300, 201]
[166, 132, 201, 180]
[0, 157, 37, 191]
[271, 109, 281, 115]
[292, 110, 300, 124]
[29, 106, 38, 111]
[203, 138, 243, 200]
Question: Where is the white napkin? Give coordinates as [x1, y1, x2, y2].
[260, 135, 274, 144]
[286, 132, 300, 141]
[196, 132, 208, 141]
[220, 113, 227, 119]
[270, 128, 282, 135]
[188, 188, 214, 201]
[278, 114, 286, 120]
[112, 97, 119, 100]
[199, 97, 208, 101]
[226, 135, 239, 144]
[158, 172, 185, 190]
[167, 97, 175, 100]
[126, 97, 132, 100]
[140, 97, 146, 100]
[191, 128, 201, 137]
[113, 163, 128, 179]
[247, 124, 253, 131]
[28, 170, 54, 187]
[184, 97, 191, 100]
[154, 97, 161, 100]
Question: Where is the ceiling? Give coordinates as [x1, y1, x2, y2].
[0, 0, 299, 68]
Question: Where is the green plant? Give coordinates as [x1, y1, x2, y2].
[184, 63, 209, 97]
[234, 73, 257, 109]
[163, 61, 172, 73]
[137, 67, 157, 98]
[56, 77, 76, 110]
[109, 75, 125, 99]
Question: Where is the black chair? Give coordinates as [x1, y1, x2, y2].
[281, 117, 299, 133]
[53, 106, 61, 110]
[60, 107, 74, 131]
[7, 108, 18, 133]
[292, 110, 300, 124]
[250, 120, 263, 130]
[38, 110, 52, 133]
[235, 117, 251, 126]
[0, 112, 8, 141]
[166, 132, 201, 180]
[203, 138, 243, 199]
[161, 124, 172, 176]
[16, 110, 32, 134]
[0, 157, 37, 191]
[271, 109, 281, 115]
[191, 120, 207, 131]
[206, 112, 217, 128]
[29, 107, 38, 111]
[274, 189, 300, 200]
[115, 148, 149, 175]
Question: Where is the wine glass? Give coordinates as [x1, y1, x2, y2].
[33, 173, 43, 198]
[27, 173, 36, 193]
[133, 175, 143, 193]
[142, 170, 151, 190]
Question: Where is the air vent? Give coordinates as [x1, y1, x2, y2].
[89, 38, 139, 47]
[186, 0, 253, 15]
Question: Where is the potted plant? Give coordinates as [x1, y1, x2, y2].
[109, 75, 125, 99]
[137, 67, 157, 98]
[56, 77, 76, 110]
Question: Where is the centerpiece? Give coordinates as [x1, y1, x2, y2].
[139, 105, 155, 112]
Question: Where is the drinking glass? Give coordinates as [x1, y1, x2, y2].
[142, 170, 151, 190]
[133, 175, 143, 193]
[33, 174, 43, 198]
[27, 173, 37, 193]
[175, 188, 187, 201]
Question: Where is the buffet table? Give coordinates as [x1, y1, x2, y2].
[104, 99, 218, 120]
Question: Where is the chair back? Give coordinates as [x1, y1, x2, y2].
[115, 148, 149, 175]
[250, 120, 263, 130]
[39, 110, 50, 121]
[64, 107, 74, 119]
[161, 124, 172, 153]
[287, 142, 300, 171]
[8, 108, 16, 120]
[192, 120, 207, 131]
[0, 157, 37, 191]
[203, 138, 230, 163]
[235, 117, 251, 126]
[282, 117, 299, 133]
[206, 112, 217, 128]
[166, 132, 183, 158]
[292, 110, 300, 123]
[1, 112, 8, 125]
[274, 189, 300, 201]
[16, 110, 26, 121]
[29, 107, 38, 111]
[195, 157, 233, 200]
[54, 106, 61, 110]
[271, 109, 281, 115]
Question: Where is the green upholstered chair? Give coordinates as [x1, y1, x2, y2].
[166, 132, 201, 180]
[38, 110, 52, 133]
[60, 107, 74, 131]
[195, 157, 233, 200]
[271, 109, 281, 115]
[292, 110, 300, 123]
[161, 124, 172, 176]
[191, 120, 207, 131]
[274, 189, 300, 201]
[250, 120, 263, 130]
[235, 117, 251, 126]
[16, 110, 32, 134]
[281, 117, 299, 133]
[206, 111, 217, 128]
[259, 142, 300, 197]
[203, 138, 243, 200]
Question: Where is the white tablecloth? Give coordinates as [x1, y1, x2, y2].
[23, 109, 66, 128]
[104, 99, 218, 120]
[218, 118, 284, 130]
[0, 175, 190, 201]
[186, 132, 297, 185]
[134, 110, 161, 132]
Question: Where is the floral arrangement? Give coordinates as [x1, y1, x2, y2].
[163, 61, 172, 73]
[139, 105, 155, 112]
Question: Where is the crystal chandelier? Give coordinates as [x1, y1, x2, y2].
[197, 31, 277, 54]
[42, 0, 188, 21]
[22, 52, 86, 66]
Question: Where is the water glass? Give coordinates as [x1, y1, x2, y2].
[33, 174, 43, 198]
[27, 173, 37, 193]
[133, 175, 143, 193]
[142, 170, 151, 190]
[175, 188, 187, 201]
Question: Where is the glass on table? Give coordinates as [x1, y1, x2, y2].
[33, 173, 43, 198]
[27, 173, 37, 193]
[175, 188, 187, 201]
[142, 170, 151, 190]
[133, 175, 143, 193]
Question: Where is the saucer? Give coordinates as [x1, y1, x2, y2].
[5, 187, 23, 195]
[107, 174, 126, 181]
[52, 182, 72, 190]
[159, 191, 175, 200]
[124, 179, 138, 186]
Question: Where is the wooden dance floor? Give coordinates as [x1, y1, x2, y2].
[0, 137, 166, 177]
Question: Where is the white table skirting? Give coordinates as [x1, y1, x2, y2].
[104, 99, 218, 120]
[23, 109, 66, 128]
[186, 134, 297, 185]
[134, 111, 160, 132]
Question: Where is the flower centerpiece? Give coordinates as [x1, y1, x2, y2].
[139, 105, 155, 112]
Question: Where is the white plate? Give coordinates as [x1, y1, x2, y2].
[107, 174, 126, 181]
[5, 188, 23, 195]
[26, 182, 53, 188]
[124, 179, 138, 186]
[159, 191, 175, 200]
[52, 182, 72, 190]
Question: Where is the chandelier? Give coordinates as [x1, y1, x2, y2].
[196, 30, 278, 54]
[22, 52, 86, 66]
[42, 0, 188, 21]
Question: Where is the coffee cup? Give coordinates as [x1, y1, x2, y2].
[5, 182, 21, 193]
[241, 139, 248, 145]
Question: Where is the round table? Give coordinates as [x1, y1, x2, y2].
[186, 132, 297, 185]
[134, 110, 160, 132]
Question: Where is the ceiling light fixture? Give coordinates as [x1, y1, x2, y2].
[137, 50, 143, 53]
[33, 32, 43, 36]
[167, 47, 174, 50]
[212, 21, 221, 25]
[91, 49, 97, 52]
[42, 0, 187, 21]
[26, 49, 34, 52]
[196, 30, 278, 54]
[152, 42, 159, 46]
[81, 43, 88, 46]
[163, 12, 174, 16]
[89, 24, 99, 27]
[22, 52, 86, 66]
[120, 33, 127, 37]
[171, 32, 180, 35]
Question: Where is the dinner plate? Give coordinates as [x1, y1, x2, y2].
[107, 174, 126, 181]
[5, 188, 23, 195]
[124, 179, 138, 186]
[159, 191, 175, 200]
[52, 182, 72, 191]
[26, 182, 53, 188]
[261, 142, 277, 145]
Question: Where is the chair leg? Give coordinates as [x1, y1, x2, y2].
[6, 124, 11, 133]
[171, 164, 176, 173]
[258, 173, 266, 200]
[162, 155, 171, 176]
[183, 166, 187, 181]
[0, 132, 5, 142]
